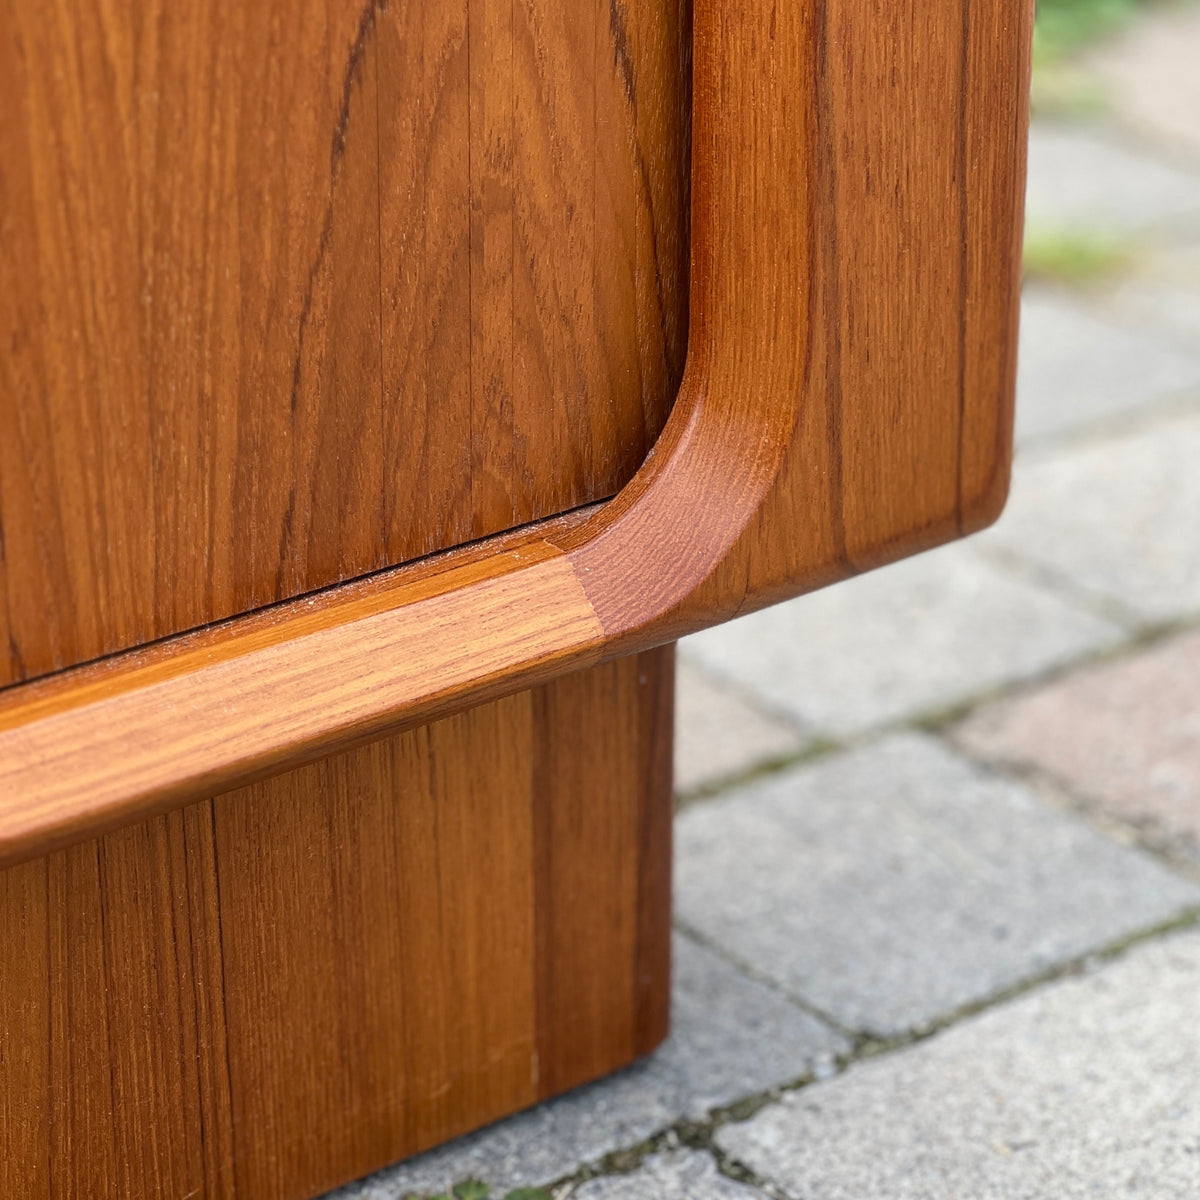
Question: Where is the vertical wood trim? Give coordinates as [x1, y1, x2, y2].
[184, 802, 238, 1200]
[531, 665, 642, 1096]
[48, 845, 119, 1199]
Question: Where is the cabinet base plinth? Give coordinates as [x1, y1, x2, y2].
[0, 648, 674, 1200]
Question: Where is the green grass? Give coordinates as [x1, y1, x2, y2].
[1023, 226, 1134, 285]
[1029, 0, 1161, 117]
[1034, 0, 1144, 64]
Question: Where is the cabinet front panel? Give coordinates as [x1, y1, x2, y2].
[0, 0, 690, 686]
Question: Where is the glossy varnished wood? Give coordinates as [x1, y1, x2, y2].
[1, 0, 1030, 1189]
[0, 0, 1032, 867]
[0, 520, 605, 864]
[0, 650, 673, 1200]
[558, 0, 1033, 641]
[0, 0, 690, 686]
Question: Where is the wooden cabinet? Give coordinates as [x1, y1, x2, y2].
[0, 0, 1033, 1196]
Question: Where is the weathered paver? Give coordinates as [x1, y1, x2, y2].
[717, 928, 1200, 1200]
[665, 932, 848, 1112]
[981, 409, 1200, 624]
[1015, 287, 1200, 442]
[956, 628, 1200, 853]
[1088, 2, 1200, 161]
[676, 661, 807, 795]
[574, 1150, 767, 1200]
[675, 734, 1200, 1038]
[330, 935, 845, 1198]
[680, 546, 1122, 738]
[1099, 229, 1200, 350]
[1025, 121, 1200, 235]
[1104, 234, 1200, 348]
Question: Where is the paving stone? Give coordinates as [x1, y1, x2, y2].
[675, 734, 1199, 1038]
[1088, 3, 1200, 161]
[1025, 121, 1200, 236]
[679, 545, 1122, 739]
[328, 936, 845, 1198]
[574, 1150, 768, 1200]
[675, 661, 808, 794]
[1102, 235, 1200, 349]
[717, 927, 1200, 1200]
[1015, 288, 1200, 442]
[956, 628, 1200, 853]
[981, 409, 1200, 624]
[663, 933, 848, 1113]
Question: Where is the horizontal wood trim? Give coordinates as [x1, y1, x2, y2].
[0, 0, 1034, 866]
[0, 545, 607, 863]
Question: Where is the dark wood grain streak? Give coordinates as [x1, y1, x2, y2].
[0, 0, 690, 687]
[0, 651, 673, 1200]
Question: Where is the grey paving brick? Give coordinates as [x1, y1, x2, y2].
[574, 1150, 768, 1200]
[664, 932, 848, 1111]
[1102, 236, 1200, 350]
[956, 628, 1200, 854]
[680, 545, 1122, 739]
[981, 409, 1200, 624]
[329, 936, 845, 1198]
[675, 662, 808, 794]
[675, 734, 1200, 1038]
[1026, 122, 1200, 236]
[717, 927, 1200, 1200]
[1016, 288, 1200, 443]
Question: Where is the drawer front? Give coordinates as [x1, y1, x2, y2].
[0, 0, 690, 686]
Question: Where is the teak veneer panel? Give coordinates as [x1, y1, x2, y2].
[0, 0, 1031, 1190]
[0, 649, 673, 1200]
[0, 0, 1033, 865]
[0, 0, 691, 686]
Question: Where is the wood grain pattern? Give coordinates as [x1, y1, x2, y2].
[531, 644, 673, 1096]
[0, 0, 691, 687]
[556, 0, 1033, 642]
[0, 1, 1031, 1188]
[0, 0, 1031, 866]
[0, 539, 605, 864]
[0, 650, 673, 1200]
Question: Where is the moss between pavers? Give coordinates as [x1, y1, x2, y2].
[403, 1183, 550, 1200]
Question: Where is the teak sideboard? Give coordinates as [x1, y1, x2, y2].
[0, 0, 1033, 1196]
